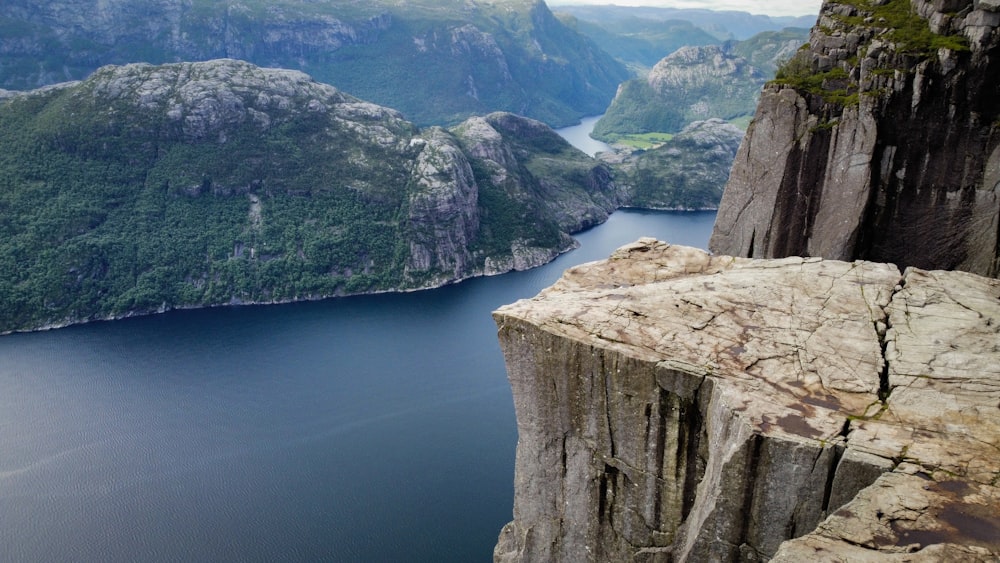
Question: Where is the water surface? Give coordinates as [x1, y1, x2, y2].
[0, 111, 714, 561]
[554, 115, 614, 157]
[0, 202, 715, 559]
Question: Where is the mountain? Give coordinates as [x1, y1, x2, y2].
[0, 59, 624, 333]
[711, 0, 1000, 277]
[552, 5, 817, 41]
[592, 28, 809, 142]
[592, 45, 766, 140]
[554, 14, 721, 69]
[614, 119, 744, 210]
[0, 0, 629, 127]
[727, 27, 812, 75]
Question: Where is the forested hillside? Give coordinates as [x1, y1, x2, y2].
[0, 60, 622, 333]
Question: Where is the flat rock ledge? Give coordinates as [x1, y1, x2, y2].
[493, 239, 1000, 562]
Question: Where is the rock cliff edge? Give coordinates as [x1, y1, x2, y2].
[493, 239, 1000, 561]
[710, 0, 1000, 277]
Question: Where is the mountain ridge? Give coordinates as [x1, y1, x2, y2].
[0, 0, 628, 127]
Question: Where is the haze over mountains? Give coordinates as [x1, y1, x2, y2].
[553, 5, 815, 41]
[1, 0, 629, 127]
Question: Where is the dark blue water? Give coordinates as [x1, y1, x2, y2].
[0, 210, 715, 562]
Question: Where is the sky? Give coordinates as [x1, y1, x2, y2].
[545, 0, 823, 18]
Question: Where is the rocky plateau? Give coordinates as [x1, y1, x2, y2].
[493, 239, 1000, 562]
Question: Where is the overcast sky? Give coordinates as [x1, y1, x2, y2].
[546, 0, 823, 18]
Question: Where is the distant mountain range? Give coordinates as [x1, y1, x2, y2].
[0, 0, 629, 127]
[553, 5, 816, 42]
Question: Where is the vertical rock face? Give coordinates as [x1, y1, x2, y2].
[710, 0, 1000, 278]
[404, 127, 480, 281]
[493, 239, 1000, 561]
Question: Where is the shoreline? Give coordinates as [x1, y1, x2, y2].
[4, 207, 718, 337]
[1, 233, 580, 337]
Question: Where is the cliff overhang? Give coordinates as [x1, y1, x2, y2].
[494, 239, 1000, 561]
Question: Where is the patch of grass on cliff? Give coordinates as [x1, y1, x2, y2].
[833, 0, 969, 55]
[773, 57, 859, 106]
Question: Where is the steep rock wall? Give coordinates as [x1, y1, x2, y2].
[710, 0, 1000, 277]
[494, 239, 1000, 562]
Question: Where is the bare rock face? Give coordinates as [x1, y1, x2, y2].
[404, 127, 480, 282]
[82, 59, 396, 142]
[710, 0, 1000, 277]
[493, 239, 1000, 562]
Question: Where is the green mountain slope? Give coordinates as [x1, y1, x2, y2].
[728, 27, 811, 74]
[593, 45, 764, 139]
[592, 28, 808, 140]
[0, 59, 623, 333]
[0, 0, 628, 127]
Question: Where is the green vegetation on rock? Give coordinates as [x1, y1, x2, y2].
[0, 60, 621, 333]
[615, 119, 744, 210]
[831, 0, 969, 55]
[774, 62, 859, 106]
[770, 0, 970, 110]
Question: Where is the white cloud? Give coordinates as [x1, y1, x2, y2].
[546, 0, 823, 18]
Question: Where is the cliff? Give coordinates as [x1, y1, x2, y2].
[710, 0, 1000, 278]
[0, 59, 622, 333]
[0, 0, 628, 127]
[493, 239, 1000, 562]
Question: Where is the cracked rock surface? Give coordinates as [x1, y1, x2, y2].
[493, 239, 1000, 562]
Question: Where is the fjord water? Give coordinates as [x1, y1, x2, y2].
[552, 115, 614, 157]
[0, 210, 715, 562]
